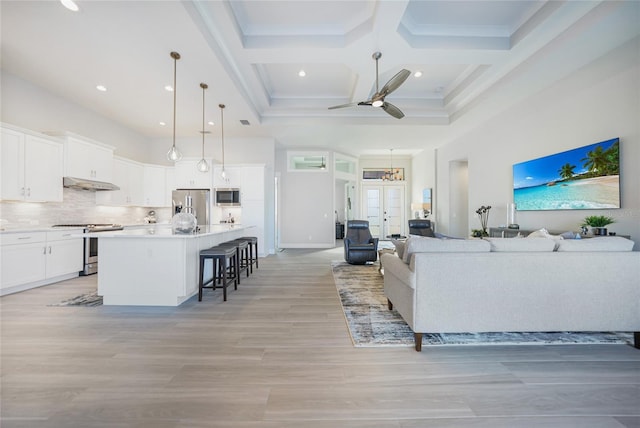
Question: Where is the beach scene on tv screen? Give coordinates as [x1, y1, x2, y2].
[513, 138, 620, 210]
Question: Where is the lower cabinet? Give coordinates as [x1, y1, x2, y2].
[0, 230, 83, 296]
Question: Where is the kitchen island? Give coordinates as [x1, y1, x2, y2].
[92, 224, 253, 306]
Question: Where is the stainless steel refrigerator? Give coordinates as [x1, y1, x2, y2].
[172, 189, 210, 226]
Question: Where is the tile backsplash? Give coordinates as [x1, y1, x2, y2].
[0, 188, 171, 229]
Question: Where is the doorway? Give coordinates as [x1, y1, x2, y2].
[448, 160, 469, 238]
[361, 184, 406, 239]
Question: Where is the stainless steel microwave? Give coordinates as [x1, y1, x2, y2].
[214, 188, 241, 206]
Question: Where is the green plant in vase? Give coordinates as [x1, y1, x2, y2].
[581, 215, 615, 236]
[474, 205, 492, 237]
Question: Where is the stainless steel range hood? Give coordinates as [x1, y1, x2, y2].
[63, 176, 120, 191]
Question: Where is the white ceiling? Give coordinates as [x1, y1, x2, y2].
[1, 1, 638, 157]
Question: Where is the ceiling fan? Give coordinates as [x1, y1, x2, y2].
[329, 52, 410, 119]
[311, 156, 327, 170]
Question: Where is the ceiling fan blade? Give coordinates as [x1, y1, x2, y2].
[379, 69, 411, 97]
[357, 100, 373, 106]
[381, 102, 405, 119]
[328, 102, 358, 110]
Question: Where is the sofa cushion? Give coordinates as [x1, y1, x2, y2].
[402, 236, 490, 263]
[556, 236, 634, 252]
[484, 237, 556, 252]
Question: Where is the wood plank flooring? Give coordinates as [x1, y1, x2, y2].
[1, 246, 639, 427]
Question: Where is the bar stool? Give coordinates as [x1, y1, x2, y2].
[218, 239, 249, 283]
[199, 245, 237, 301]
[228, 238, 251, 278]
[240, 236, 258, 273]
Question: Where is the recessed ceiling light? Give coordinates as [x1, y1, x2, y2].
[96, 85, 107, 92]
[414, 71, 423, 78]
[165, 85, 173, 92]
[159, 122, 166, 126]
[60, 0, 79, 12]
[298, 70, 306, 77]
[208, 121, 215, 126]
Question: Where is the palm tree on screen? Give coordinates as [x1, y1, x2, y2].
[558, 163, 576, 180]
[581, 146, 607, 174]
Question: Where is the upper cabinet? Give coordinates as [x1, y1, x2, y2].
[96, 158, 143, 206]
[143, 164, 170, 207]
[240, 165, 265, 201]
[62, 135, 114, 182]
[212, 164, 265, 200]
[213, 166, 242, 188]
[174, 159, 212, 189]
[1, 125, 63, 202]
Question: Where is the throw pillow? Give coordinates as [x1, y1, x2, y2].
[391, 239, 405, 260]
[527, 228, 564, 242]
[556, 236, 634, 252]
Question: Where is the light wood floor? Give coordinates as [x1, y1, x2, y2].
[1, 246, 639, 427]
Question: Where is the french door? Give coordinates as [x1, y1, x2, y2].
[362, 185, 405, 239]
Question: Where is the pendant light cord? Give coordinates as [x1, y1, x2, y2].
[166, 51, 182, 162]
[172, 53, 178, 150]
[219, 104, 226, 173]
[201, 83, 207, 157]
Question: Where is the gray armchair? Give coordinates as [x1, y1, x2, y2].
[408, 219, 434, 237]
[344, 220, 379, 264]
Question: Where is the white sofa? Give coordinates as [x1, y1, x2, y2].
[382, 236, 640, 351]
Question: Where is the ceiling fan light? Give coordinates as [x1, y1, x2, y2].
[372, 100, 384, 108]
[60, 0, 79, 12]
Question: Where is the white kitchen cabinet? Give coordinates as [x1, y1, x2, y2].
[126, 161, 144, 205]
[97, 158, 143, 206]
[239, 199, 266, 256]
[1, 126, 63, 202]
[0, 232, 47, 291]
[165, 167, 176, 193]
[45, 230, 83, 278]
[213, 165, 242, 188]
[174, 159, 212, 189]
[143, 164, 169, 207]
[0, 230, 82, 296]
[241, 165, 265, 201]
[63, 135, 114, 182]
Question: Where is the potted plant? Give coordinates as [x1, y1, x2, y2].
[474, 205, 492, 237]
[581, 215, 615, 236]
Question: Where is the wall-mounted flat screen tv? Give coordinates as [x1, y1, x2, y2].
[513, 138, 620, 210]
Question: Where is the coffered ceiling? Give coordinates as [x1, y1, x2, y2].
[1, 1, 638, 156]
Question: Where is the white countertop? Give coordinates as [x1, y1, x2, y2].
[1, 227, 85, 234]
[83, 224, 252, 238]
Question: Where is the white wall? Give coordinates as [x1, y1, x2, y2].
[1, 72, 151, 162]
[436, 39, 640, 247]
[277, 149, 334, 248]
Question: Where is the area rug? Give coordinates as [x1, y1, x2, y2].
[49, 292, 103, 307]
[331, 260, 633, 347]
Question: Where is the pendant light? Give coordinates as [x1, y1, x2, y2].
[166, 51, 182, 162]
[196, 83, 210, 173]
[386, 148, 395, 181]
[219, 103, 227, 179]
